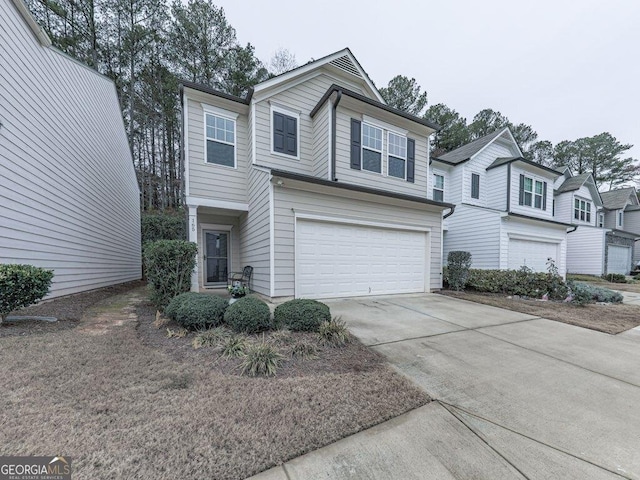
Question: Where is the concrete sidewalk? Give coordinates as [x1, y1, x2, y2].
[250, 293, 640, 480]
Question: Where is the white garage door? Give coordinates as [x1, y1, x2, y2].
[508, 239, 558, 272]
[607, 245, 631, 275]
[296, 220, 426, 299]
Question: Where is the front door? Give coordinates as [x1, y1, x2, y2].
[204, 231, 229, 285]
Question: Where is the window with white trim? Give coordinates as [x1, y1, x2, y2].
[205, 113, 236, 167]
[387, 132, 407, 179]
[433, 174, 444, 202]
[598, 213, 604, 228]
[618, 211, 624, 228]
[521, 175, 545, 209]
[362, 123, 383, 173]
[574, 198, 591, 222]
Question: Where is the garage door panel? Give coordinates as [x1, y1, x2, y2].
[607, 245, 631, 275]
[508, 239, 559, 272]
[296, 220, 426, 299]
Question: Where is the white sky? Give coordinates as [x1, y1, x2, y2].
[218, 0, 640, 161]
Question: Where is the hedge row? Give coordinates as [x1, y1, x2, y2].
[463, 268, 568, 299]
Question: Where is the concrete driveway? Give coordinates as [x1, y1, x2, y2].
[252, 293, 640, 480]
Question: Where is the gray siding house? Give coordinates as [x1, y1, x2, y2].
[182, 49, 453, 299]
[0, 0, 141, 298]
[599, 187, 640, 273]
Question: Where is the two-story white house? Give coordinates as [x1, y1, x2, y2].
[181, 49, 453, 299]
[433, 128, 570, 276]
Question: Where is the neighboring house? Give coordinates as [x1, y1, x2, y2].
[599, 187, 640, 273]
[553, 169, 610, 275]
[433, 128, 570, 276]
[181, 48, 453, 299]
[0, 0, 141, 298]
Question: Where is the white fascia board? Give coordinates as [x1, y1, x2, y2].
[186, 196, 248, 211]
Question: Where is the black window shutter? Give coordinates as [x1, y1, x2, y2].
[407, 138, 415, 183]
[285, 116, 297, 156]
[518, 174, 524, 205]
[273, 112, 285, 153]
[350, 119, 361, 170]
[543, 182, 547, 210]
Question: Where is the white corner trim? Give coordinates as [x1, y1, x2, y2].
[327, 101, 332, 180]
[10, 0, 52, 46]
[269, 182, 275, 298]
[186, 196, 248, 211]
[294, 211, 431, 232]
[201, 103, 240, 119]
[251, 100, 257, 164]
[184, 97, 190, 197]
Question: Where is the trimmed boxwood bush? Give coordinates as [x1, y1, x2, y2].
[466, 268, 568, 299]
[602, 273, 627, 283]
[273, 299, 331, 332]
[144, 240, 197, 308]
[166, 293, 228, 330]
[447, 251, 472, 291]
[0, 264, 54, 322]
[224, 297, 272, 333]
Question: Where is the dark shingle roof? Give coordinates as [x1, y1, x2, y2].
[556, 172, 591, 193]
[434, 129, 506, 165]
[487, 156, 521, 169]
[600, 187, 636, 210]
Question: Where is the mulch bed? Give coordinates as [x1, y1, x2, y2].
[439, 289, 640, 334]
[1, 280, 145, 338]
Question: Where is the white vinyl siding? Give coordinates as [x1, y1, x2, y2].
[486, 165, 508, 210]
[0, 0, 140, 298]
[186, 92, 248, 204]
[273, 183, 443, 297]
[238, 167, 271, 295]
[566, 227, 605, 276]
[312, 103, 330, 178]
[443, 205, 501, 269]
[553, 192, 574, 224]
[463, 141, 515, 207]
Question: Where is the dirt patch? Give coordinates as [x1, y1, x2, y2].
[1, 289, 429, 480]
[439, 290, 640, 335]
[1, 281, 144, 338]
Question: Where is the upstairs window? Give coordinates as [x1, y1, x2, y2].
[598, 213, 604, 228]
[362, 123, 383, 173]
[519, 174, 547, 210]
[618, 211, 624, 228]
[574, 198, 591, 222]
[471, 173, 480, 199]
[387, 132, 407, 179]
[433, 174, 445, 202]
[205, 113, 236, 167]
[272, 107, 298, 158]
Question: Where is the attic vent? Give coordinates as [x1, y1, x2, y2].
[329, 55, 362, 78]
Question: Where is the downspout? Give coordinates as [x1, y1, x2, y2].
[331, 90, 342, 181]
[443, 205, 456, 219]
[567, 225, 578, 233]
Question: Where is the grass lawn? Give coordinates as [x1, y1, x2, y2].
[1, 284, 428, 480]
[438, 289, 640, 334]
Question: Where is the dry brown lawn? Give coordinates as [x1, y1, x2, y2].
[0, 285, 428, 480]
[439, 290, 640, 334]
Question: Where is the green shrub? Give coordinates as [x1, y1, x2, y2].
[0, 264, 54, 322]
[164, 292, 201, 320]
[447, 251, 472, 291]
[466, 268, 568, 299]
[169, 294, 228, 330]
[224, 297, 272, 333]
[318, 317, 351, 347]
[144, 240, 197, 308]
[141, 211, 186, 244]
[240, 342, 283, 376]
[602, 273, 627, 283]
[273, 299, 331, 332]
[569, 281, 623, 305]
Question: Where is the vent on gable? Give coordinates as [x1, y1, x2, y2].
[329, 55, 362, 78]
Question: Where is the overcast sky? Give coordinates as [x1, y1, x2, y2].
[218, 0, 640, 162]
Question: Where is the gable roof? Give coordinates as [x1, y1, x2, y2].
[485, 156, 561, 176]
[253, 48, 384, 103]
[433, 128, 523, 165]
[600, 187, 638, 210]
[486, 156, 520, 169]
[556, 172, 591, 193]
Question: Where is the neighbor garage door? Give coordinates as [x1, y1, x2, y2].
[607, 245, 631, 275]
[508, 239, 558, 272]
[296, 220, 426, 299]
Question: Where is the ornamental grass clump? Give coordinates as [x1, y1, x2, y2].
[318, 317, 351, 347]
[240, 341, 283, 376]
